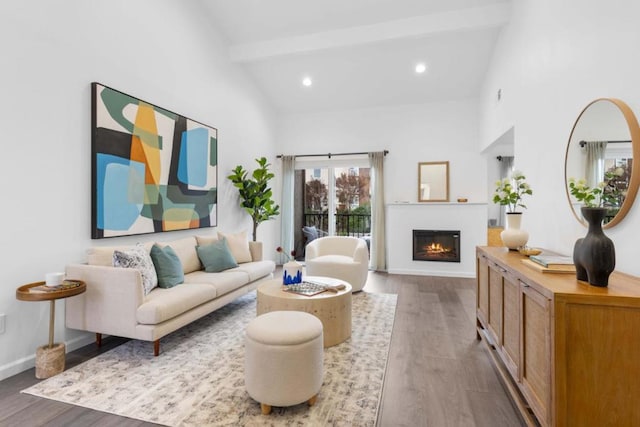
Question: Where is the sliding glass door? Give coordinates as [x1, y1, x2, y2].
[302, 167, 331, 235]
[333, 167, 370, 237]
[294, 159, 371, 256]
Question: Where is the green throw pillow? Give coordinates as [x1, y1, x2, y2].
[196, 238, 239, 272]
[150, 244, 184, 288]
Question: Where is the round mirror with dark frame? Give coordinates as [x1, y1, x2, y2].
[565, 98, 640, 228]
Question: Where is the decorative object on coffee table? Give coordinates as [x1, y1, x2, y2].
[277, 246, 301, 284]
[282, 261, 303, 284]
[573, 206, 616, 287]
[16, 280, 86, 378]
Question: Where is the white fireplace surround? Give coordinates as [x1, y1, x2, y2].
[386, 203, 488, 278]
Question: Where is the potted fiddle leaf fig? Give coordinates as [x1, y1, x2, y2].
[227, 157, 280, 241]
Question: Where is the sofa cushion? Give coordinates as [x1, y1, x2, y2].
[196, 234, 219, 247]
[87, 242, 154, 266]
[136, 283, 217, 325]
[183, 270, 250, 297]
[150, 244, 184, 288]
[217, 231, 252, 263]
[196, 238, 238, 273]
[306, 254, 357, 266]
[233, 260, 277, 282]
[156, 236, 200, 274]
[113, 244, 158, 295]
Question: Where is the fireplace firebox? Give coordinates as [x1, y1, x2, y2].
[412, 229, 460, 262]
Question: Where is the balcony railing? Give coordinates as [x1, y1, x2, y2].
[303, 212, 371, 238]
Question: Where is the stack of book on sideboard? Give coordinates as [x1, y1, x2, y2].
[522, 254, 576, 274]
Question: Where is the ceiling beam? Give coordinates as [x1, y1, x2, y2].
[228, 3, 510, 63]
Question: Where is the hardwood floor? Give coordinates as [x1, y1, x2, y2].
[0, 336, 160, 427]
[0, 272, 523, 427]
[373, 273, 524, 427]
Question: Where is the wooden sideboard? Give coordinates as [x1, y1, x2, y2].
[476, 246, 640, 427]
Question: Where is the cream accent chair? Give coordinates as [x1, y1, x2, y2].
[304, 236, 369, 292]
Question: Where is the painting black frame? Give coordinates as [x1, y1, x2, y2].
[91, 82, 218, 239]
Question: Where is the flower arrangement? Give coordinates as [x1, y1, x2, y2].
[568, 169, 624, 208]
[276, 246, 296, 262]
[567, 178, 605, 208]
[492, 171, 533, 213]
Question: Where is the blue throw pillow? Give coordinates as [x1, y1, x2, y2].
[150, 244, 184, 288]
[302, 226, 319, 243]
[196, 238, 239, 273]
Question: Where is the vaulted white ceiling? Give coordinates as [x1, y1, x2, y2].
[199, 0, 511, 113]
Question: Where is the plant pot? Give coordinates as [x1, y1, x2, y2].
[283, 261, 303, 285]
[573, 207, 615, 287]
[500, 212, 529, 250]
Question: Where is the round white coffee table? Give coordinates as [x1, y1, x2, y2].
[256, 276, 352, 347]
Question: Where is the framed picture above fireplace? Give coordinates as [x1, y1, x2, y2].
[418, 161, 449, 202]
[91, 83, 218, 239]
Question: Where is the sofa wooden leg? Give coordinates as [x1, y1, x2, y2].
[96, 333, 102, 348]
[308, 394, 318, 406]
[260, 403, 272, 415]
[154, 339, 160, 356]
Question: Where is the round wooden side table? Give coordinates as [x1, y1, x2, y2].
[16, 280, 86, 379]
[256, 276, 352, 347]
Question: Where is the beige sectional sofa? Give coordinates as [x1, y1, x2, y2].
[65, 234, 275, 356]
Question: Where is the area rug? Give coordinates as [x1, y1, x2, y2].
[22, 291, 397, 426]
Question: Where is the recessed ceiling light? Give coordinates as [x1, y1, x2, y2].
[302, 76, 312, 87]
[415, 62, 427, 74]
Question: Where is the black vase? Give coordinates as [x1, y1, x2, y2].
[573, 207, 616, 287]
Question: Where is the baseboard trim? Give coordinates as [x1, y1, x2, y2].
[387, 268, 476, 278]
[0, 332, 95, 381]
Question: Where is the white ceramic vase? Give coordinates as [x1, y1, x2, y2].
[282, 261, 303, 285]
[500, 212, 529, 250]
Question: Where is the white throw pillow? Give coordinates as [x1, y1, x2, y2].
[196, 234, 219, 247]
[87, 242, 154, 266]
[112, 243, 158, 295]
[156, 236, 200, 274]
[217, 231, 252, 263]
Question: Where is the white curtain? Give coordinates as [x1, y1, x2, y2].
[498, 156, 514, 227]
[585, 141, 607, 188]
[369, 151, 386, 271]
[279, 155, 295, 264]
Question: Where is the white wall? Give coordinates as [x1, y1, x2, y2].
[480, 0, 640, 276]
[279, 100, 487, 275]
[279, 99, 487, 204]
[0, 0, 278, 380]
[386, 203, 487, 277]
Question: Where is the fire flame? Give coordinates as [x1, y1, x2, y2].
[424, 243, 447, 253]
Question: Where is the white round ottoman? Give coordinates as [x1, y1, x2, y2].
[245, 310, 324, 415]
